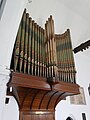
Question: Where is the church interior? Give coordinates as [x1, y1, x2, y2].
[0, 0, 90, 120]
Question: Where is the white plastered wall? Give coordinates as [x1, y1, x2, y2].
[0, 0, 28, 69]
[0, 0, 28, 120]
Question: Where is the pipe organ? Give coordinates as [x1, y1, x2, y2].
[11, 9, 76, 84]
[55, 30, 76, 83]
[8, 9, 80, 120]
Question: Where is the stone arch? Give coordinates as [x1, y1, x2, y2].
[66, 114, 76, 120]
[66, 117, 73, 120]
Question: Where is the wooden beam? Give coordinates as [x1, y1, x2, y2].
[73, 40, 90, 54]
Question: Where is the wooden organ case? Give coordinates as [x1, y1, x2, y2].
[8, 9, 80, 120]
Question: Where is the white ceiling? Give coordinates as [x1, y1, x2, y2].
[26, 0, 90, 57]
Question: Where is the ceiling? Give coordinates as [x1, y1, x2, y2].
[26, 0, 90, 57]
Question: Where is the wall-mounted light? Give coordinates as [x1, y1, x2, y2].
[88, 84, 90, 96]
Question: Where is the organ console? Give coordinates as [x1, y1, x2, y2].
[8, 9, 80, 120]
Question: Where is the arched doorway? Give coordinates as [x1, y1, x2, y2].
[66, 117, 73, 120]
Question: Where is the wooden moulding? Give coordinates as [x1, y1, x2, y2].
[8, 72, 80, 93]
[19, 110, 55, 120]
[9, 72, 51, 90]
[52, 81, 80, 95]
